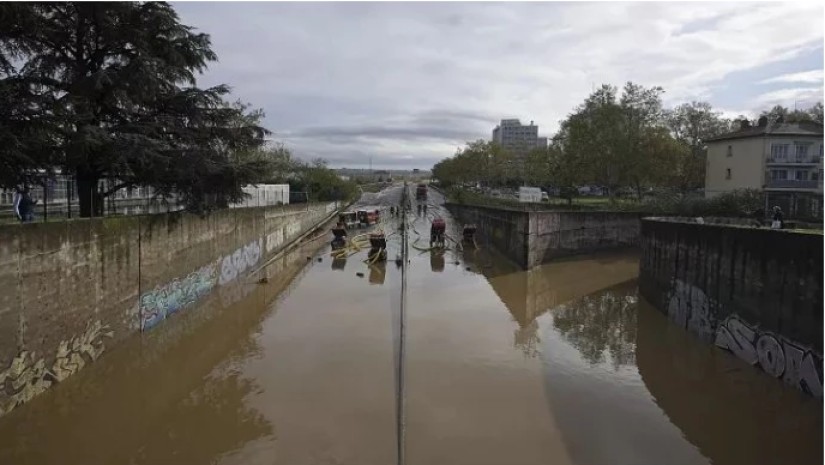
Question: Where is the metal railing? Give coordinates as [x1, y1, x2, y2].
[1, 178, 310, 224]
[765, 156, 822, 165]
[765, 179, 822, 190]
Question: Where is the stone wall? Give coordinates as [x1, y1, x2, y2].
[639, 217, 823, 396]
[446, 203, 640, 268]
[0, 202, 337, 416]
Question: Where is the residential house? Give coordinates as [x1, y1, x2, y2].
[705, 117, 823, 219]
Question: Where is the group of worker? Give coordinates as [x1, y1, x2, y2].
[332, 200, 479, 260]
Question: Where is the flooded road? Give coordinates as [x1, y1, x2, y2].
[0, 185, 820, 465]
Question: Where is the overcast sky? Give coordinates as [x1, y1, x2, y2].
[173, 1, 824, 169]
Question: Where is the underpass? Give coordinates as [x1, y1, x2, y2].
[0, 184, 819, 465]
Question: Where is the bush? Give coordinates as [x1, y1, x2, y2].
[640, 189, 763, 217]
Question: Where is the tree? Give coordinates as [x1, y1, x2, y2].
[561, 84, 629, 200]
[524, 147, 552, 187]
[0, 2, 268, 216]
[431, 139, 511, 188]
[665, 101, 732, 191]
[760, 103, 823, 125]
[289, 158, 358, 202]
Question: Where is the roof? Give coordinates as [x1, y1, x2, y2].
[705, 121, 823, 143]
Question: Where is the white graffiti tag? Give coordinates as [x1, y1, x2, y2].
[219, 239, 263, 286]
[715, 315, 823, 397]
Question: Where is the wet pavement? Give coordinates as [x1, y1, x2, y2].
[0, 185, 820, 465]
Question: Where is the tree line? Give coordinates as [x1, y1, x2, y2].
[0, 2, 354, 217]
[433, 81, 823, 201]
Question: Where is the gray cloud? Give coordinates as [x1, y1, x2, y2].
[173, 2, 823, 169]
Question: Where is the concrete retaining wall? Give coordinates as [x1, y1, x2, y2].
[639, 218, 823, 396]
[529, 211, 640, 266]
[446, 203, 640, 268]
[0, 202, 337, 416]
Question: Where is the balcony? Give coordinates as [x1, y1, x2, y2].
[765, 156, 822, 166]
[765, 179, 822, 190]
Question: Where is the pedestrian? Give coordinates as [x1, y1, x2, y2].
[771, 206, 784, 229]
[13, 187, 36, 223]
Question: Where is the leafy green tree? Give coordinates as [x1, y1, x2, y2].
[664, 101, 732, 191]
[0, 2, 268, 216]
[524, 147, 553, 187]
[561, 84, 629, 199]
[290, 158, 357, 202]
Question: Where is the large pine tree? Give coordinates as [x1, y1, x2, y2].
[0, 2, 270, 216]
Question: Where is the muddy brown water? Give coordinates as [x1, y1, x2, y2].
[0, 187, 820, 465]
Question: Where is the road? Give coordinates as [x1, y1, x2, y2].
[0, 184, 819, 465]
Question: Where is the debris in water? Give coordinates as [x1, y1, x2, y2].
[317, 257, 323, 262]
[257, 277, 269, 284]
[466, 267, 472, 271]
[454, 261, 460, 265]
[356, 272, 365, 278]
[306, 256, 312, 261]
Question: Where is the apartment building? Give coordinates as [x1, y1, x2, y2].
[492, 119, 539, 156]
[705, 117, 823, 218]
[491, 119, 548, 178]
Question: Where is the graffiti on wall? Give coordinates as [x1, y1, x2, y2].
[0, 321, 113, 417]
[665, 279, 714, 341]
[218, 239, 262, 286]
[665, 279, 823, 397]
[139, 238, 266, 332]
[715, 315, 823, 397]
[140, 262, 218, 331]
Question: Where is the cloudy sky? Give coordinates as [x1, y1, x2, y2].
[173, 1, 824, 169]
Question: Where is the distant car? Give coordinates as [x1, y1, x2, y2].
[541, 192, 549, 201]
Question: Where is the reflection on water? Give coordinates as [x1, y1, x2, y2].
[537, 278, 822, 465]
[514, 320, 541, 358]
[331, 257, 347, 271]
[429, 249, 445, 272]
[0, 242, 318, 465]
[129, 372, 272, 465]
[368, 262, 386, 285]
[552, 290, 637, 369]
[635, 293, 822, 465]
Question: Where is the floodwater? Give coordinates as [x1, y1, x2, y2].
[0, 186, 820, 465]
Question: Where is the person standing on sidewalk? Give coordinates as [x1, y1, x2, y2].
[13, 187, 36, 223]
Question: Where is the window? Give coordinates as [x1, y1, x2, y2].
[725, 168, 731, 180]
[795, 170, 809, 181]
[771, 144, 789, 161]
[794, 142, 810, 161]
[771, 170, 788, 180]
[727, 145, 733, 157]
